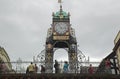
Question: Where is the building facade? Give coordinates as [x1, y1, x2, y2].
[115, 31, 120, 71]
[96, 31, 120, 74]
[0, 46, 12, 73]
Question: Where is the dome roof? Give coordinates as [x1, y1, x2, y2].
[53, 10, 69, 18]
[55, 11, 68, 16]
[52, 5, 70, 20]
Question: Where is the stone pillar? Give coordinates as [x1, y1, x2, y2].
[45, 52, 53, 73]
[69, 53, 78, 73]
[68, 44, 78, 73]
[45, 44, 53, 73]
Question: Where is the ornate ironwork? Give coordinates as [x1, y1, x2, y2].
[34, 47, 87, 73]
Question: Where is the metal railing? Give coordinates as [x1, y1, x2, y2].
[0, 61, 101, 74]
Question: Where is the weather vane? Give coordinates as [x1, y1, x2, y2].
[58, 0, 62, 4]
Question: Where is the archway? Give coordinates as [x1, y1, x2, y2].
[54, 49, 68, 62]
[53, 49, 68, 73]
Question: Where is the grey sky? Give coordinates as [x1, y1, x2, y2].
[0, 0, 120, 62]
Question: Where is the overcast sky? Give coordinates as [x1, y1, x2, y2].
[0, 0, 120, 62]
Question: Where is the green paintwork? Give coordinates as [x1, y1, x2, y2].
[54, 10, 69, 18]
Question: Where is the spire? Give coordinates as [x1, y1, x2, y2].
[60, 5, 62, 12]
[58, 0, 63, 12]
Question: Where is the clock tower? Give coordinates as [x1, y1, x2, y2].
[45, 2, 78, 73]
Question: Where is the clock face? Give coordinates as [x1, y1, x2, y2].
[54, 22, 68, 34]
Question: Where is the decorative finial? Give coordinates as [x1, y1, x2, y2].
[60, 5, 62, 11]
[58, 0, 62, 11]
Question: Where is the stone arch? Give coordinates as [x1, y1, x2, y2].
[53, 41, 70, 48]
[45, 40, 78, 73]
